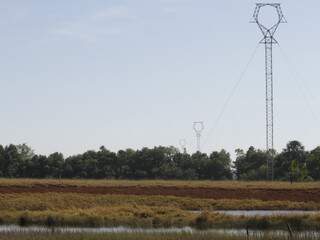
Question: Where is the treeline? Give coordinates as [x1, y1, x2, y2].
[0, 140, 319, 181]
[235, 141, 320, 181]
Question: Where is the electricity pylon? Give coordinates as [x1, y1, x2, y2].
[252, 3, 286, 180]
[193, 122, 204, 152]
[179, 139, 187, 154]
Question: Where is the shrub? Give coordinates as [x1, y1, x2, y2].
[193, 212, 211, 229]
[246, 217, 270, 230]
[18, 215, 30, 227]
[45, 216, 56, 227]
[286, 216, 304, 231]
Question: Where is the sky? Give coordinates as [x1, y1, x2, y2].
[0, 0, 319, 158]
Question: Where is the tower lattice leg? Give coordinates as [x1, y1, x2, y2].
[265, 37, 274, 181]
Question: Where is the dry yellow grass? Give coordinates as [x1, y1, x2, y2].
[0, 179, 319, 229]
[0, 179, 319, 189]
[0, 193, 319, 211]
[0, 206, 319, 230]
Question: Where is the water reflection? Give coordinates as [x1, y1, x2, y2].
[0, 225, 193, 234]
[214, 210, 320, 216]
[190, 210, 320, 216]
[0, 225, 319, 237]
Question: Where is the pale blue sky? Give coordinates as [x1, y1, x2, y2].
[0, 0, 319, 157]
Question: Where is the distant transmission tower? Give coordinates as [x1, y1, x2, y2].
[179, 139, 187, 153]
[193, 122, 204, 152]
[252, 3, 286, 180]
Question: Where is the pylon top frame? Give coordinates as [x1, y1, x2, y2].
[252, 3, 286, 44]
[193, 122, 204, 134]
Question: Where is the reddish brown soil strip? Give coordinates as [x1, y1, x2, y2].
[0, 185, 318, 202]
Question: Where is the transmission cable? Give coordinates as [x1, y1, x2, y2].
[277, 43, 320, 123]
[201, 43, 260, 149]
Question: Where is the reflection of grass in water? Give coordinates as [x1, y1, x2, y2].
[0, 232, 320, 240]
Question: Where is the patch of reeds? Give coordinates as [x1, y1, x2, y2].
[0, 207, 319, 230]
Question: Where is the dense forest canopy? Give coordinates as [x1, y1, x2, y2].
[0, 141, 319, 181]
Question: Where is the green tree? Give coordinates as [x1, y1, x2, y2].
[190, 152, 209, 179]
[206, 150, 232, 180]
[290, 160, 299, 182]
[97, 146, 118, 179]
[117, 149, 135, 179]
[47, 153, 64, 178]
[274, 141, 307, 180]
[234, 147, 268, 180]
[26, 155, 48, 178]
[16, 144, 34, 161]
[172, 152, 196, 179]
[306, 146, 320, 180]
[4, 145, 23, 177]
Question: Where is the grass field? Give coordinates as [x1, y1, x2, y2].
[1, 179, 320, 202]
[1, 179, 319, 189]
[0, 179, 319, 230]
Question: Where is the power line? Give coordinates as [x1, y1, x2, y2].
[278, 44, 320, 123]
[193, 121, 204, 152]
[201, 43, 259, 149]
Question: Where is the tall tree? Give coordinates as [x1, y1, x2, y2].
[0, 145, 5, 177]
[4, 145, 22, 177]
[47, 152, 64, 178]
[206, 150, 232, 180]
[234, 147, 268, 180]
[274, 141, 307, 180]
[307, 146, 320, 180]
[97, 146, 117, 179]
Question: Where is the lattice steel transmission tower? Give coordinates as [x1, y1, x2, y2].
[179, 139, 187, 154]
[193, 122, 204, 152]
[252, 3, 286, 180]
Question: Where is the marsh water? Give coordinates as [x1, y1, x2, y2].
[0, 225, 193, 234]
[212, 210, 320, 216]
[1, 211, 319, 236]
[188, 210, 320, 217]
